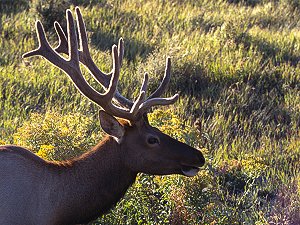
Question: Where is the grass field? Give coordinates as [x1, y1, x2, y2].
[1, 0, 300, 224]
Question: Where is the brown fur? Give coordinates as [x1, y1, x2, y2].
[0, 136, 136, 225]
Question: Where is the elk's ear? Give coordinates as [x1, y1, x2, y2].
[99, 110, 125, 141]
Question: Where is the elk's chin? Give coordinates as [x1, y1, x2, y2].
[181, 165, 200, 177]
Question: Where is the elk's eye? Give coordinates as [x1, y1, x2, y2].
[147, 137, 159, 145]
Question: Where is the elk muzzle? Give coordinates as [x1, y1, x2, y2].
[178, 144, 205, 177]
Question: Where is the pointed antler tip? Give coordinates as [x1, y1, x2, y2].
[54, 21, 61, 31]
[22, 50, 39, 59]
[166, 57, 171, 68]
[66, 9, 73, 18]
[170, 93, 179, 102]
[75, 6, 82, 16]
[112, 44, 118, 51]
[22, 53, 28, 59]
[35, 20, 42, 28]
[118, 38, 124, 48]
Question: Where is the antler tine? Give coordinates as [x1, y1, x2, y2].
[141, 72, 149, 94]
[104, 45, 120, 102]
[74, 6, 94, 67]
[67, 10, 80, 64]
[54, 21, 68, 55]
[118, 38, 124, 67]
[138, 93, 179, 116]
[147, 57, 171, 99]
[109, 37, 134, 109]
[75, 7, 89, 55]
[23, 21, 61, 62]
[130, 72, 148, 115]
[132, 58, 179, 119]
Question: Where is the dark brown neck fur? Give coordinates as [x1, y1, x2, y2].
[47, 136, 137, 225]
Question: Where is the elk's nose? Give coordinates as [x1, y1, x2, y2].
[197, 151, 205, 167]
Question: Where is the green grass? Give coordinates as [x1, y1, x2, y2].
[1, 0, 300, 224]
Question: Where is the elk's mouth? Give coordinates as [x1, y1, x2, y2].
[181, 165, 200, 177]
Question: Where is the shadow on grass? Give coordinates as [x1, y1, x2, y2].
[169, 63, 236, 100]
[71, 0, 107, 7]
[0, 0, 29, 14]
[168, 59, 292, 138]
[0, 58, 6, 67]
[87, 8, 155, 61]
[240, 33, 300, 66]
[33, 0, 107, 32]
[90, 29, 155, 61]
[226, 0, 261, 7]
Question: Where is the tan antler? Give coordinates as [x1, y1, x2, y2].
[53, 7, 131, 108]
[23, 7, 178, 122]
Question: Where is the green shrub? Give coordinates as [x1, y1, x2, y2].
[148, 109, 200, 147]
[13, 111, 102, 160]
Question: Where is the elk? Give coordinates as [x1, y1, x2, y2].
[0, 7, 205, 225]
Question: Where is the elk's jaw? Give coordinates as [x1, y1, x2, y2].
[181, 165, 200, 177]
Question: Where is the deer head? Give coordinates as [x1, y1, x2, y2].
[23, 7, 205, 177]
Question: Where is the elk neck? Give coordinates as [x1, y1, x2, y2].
[46, 136, 137, 224]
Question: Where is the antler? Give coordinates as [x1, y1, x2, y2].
[53, 8, 131, 108]
[23, 7, 178, 122]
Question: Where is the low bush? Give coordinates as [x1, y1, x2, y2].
[13, 111, 102, 160]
